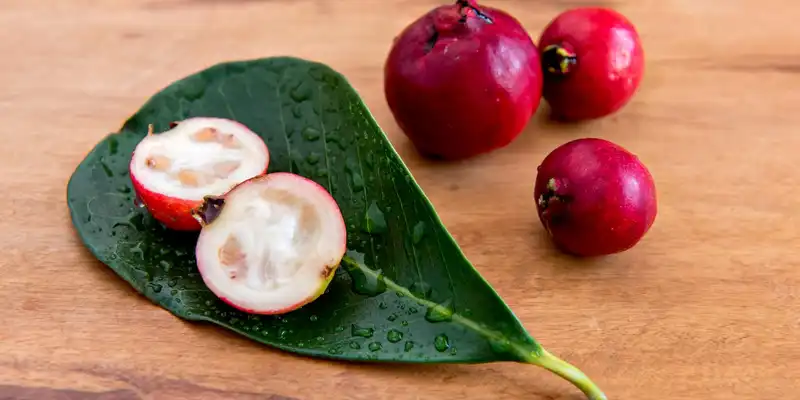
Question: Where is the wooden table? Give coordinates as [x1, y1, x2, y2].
[2, 1, 797, 399]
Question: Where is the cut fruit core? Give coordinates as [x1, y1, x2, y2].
[130, 117, 269, 201]
[195, 173, 346, 314]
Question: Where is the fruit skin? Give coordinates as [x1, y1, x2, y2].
[537, 7, 644, 121]
[534, 138, 657, 257]
[384, 0, 543, 160]
[131, 179, 203, 231]
[129, 118, 269, 231]
[194, 173, 347, 315]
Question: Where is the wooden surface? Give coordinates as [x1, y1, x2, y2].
[1, 1, 798, 399]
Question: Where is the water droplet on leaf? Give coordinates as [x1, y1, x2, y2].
[351, 324, 375, 338]
[349, 341, 361, 349]
[290, 81, 312, 102]
[306, 152, 321, 165]
[410, 282, 432, 299]
[343, 251, 386, 296]
[364, 201, 387, 234]
[412, 221, 427, 244]
[368, 342, 382, 352]
[425, 298, 454, 323]
[302, 127, 321, 141]
[434, 334, 450, 352]
[387, 330, 403, 343]
[404, 341, 415, 352]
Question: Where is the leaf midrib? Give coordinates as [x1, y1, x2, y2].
[340, 255, 536, 362]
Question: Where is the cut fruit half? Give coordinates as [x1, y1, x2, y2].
[193, 172, 347, 315]
[129, 117, 270, 231]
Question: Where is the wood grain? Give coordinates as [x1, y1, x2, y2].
[1, 0, 798, 399]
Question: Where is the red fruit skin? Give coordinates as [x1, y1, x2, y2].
[534, 138, 657, 257]
[538, 7, 644, 121]
[130, 175, 204, 231]
[384, 0, 543, 160]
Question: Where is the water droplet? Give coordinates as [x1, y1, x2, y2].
[290, 81, 312, 102]
[425, 298, 454, 323]
[349, 341, 361, 349]
[204, 300, 213, 306]
[159, 260, 171, 271]
[292, 104, 303, 118]
[316, 167, 329, 177]
[100, 160, 113, 177]
[351, 172, 364, 192]
[450, 347, 458, 355]
[387, 314, 397, 322]
[328, 347, 342, 355]
[378, 302, 388, 310]
[401, 320, 409, 327]
[302, 127, 321, 141]
[434, 334, 450, 352]
[150, 283, 163, 293]
[306, 152, 321, 165]
[316, 336, 325, 343]
[170, 289, 178, 296]
[117, 185, 131, 194]
[368, 342, 382, 352]
[133, 196, 145, 208]
[364, 201, 387, 234]
[279, 329, 289, 339]
[404, 341, 415, 352]
[489, 338, 512, 354]
[343, 251, 386, 296]
[167, 278, 178, 288]
[412, 221, 427, 244]
[351, 324, 375, 338]
[335, 326, 345, 333]
[409, 307, 418, 314]
[387, 330, 403, 343]
[108, 137, 119, 155]
[410, 282, 432, 299]
[297, 342, 305, 348]
[309, 315, 318, 322]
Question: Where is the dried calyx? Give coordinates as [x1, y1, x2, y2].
[541, 44, 578, 76]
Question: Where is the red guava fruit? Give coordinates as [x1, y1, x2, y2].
[537, 7, 644, 121]
[129, 117, 269, 231]
[384, 0, 543, 160]
[534, 138, 657, 257]
[192, 172, 347, 315]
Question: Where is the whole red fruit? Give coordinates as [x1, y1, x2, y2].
[534, 138, 657, 257]
[384, 0, 543, 160]
[537, 7, 644, 121]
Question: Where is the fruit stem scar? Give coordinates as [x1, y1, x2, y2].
[192, 196, 226, 226]
[538, 178, 572, 210]
[341, 255, 606, 399]
[542, 44, 577, 75]
[456, 0, 493, 24]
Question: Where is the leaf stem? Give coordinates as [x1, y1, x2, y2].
[340, 255, 607, 400]
[521, 349, 608, 400]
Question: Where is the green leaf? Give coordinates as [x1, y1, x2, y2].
[66, 57, 606, 399]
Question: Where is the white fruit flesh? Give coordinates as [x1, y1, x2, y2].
[195, 173, 346, 313]
[130, 117, 269, 200]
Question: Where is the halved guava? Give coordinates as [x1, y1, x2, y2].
[192, 172, 347, 314]
[129, 117, 269, 231]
